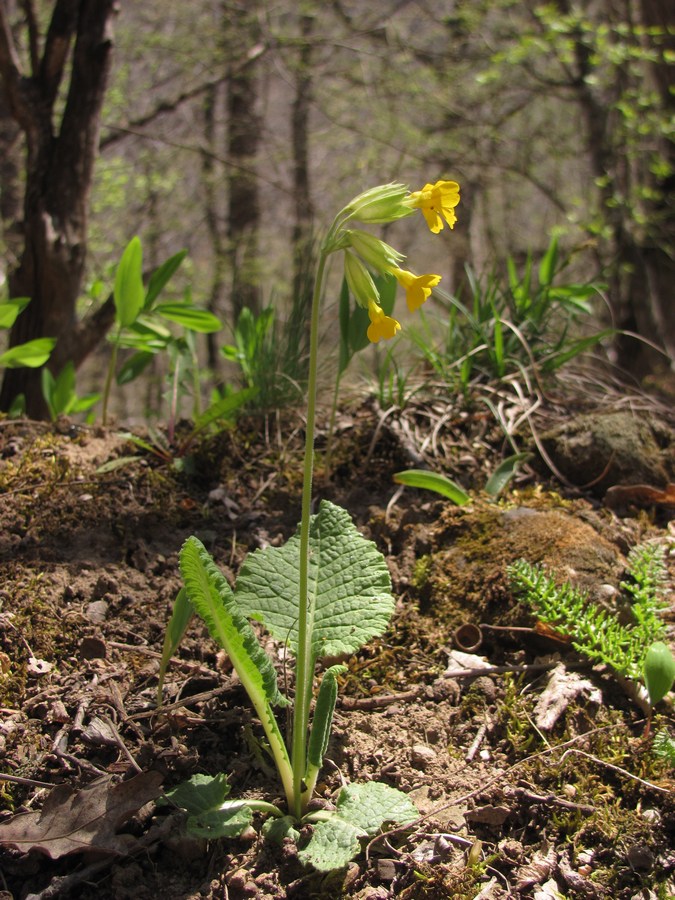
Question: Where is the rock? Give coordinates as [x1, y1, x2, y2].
[537, 410, 673, 493]
[410, 744, 437, 769]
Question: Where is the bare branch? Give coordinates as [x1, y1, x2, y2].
[39, 0, 79, 106]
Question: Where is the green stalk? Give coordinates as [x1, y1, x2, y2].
[290, 246, 327, 819]
[101, 326, 121, 426]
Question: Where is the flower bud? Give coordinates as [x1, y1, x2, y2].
[344, 250, 380, 310]
[346, 230, 405, 272]
[342, 183, 415, 225]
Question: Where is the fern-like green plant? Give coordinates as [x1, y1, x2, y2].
[507, 543, 673, 704]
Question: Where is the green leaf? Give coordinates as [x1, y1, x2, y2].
[0, 297, 30, 329]
[644, 641, 675, 706]
[155, 303, 223, 333]
[234, 499, 395, 660]
[191, 388, 254, 435]
[164, 772, 231, 815]
[263, 815, 301, 846]
[116, 350, 155, 386]
[538, 235, 559, 287]
[114, 236, 144, 327]
[307, 665, 347, 770]
[164, 773, 252, 839]
[144, 249, 187, 309]
[0, 337, 56, 368]
[157, 587, 194, 705]
[393, 469, 470, 506]
[484, 453, 530, 497]
[334, 782, 417, 835]
[298, 782, 417, 872]
[298, 817, 363, 872]
[179, 537, 287, 709]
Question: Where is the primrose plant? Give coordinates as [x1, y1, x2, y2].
[161, 180, 460, 871]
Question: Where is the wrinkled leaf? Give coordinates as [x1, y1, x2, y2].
[0, 772, 163, 859]
[164, 773, 251, 839]
[234, 500, 395, 660]
[299, 781, 417, 872]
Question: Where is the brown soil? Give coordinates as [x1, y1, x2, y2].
[0, 395, 673, 900]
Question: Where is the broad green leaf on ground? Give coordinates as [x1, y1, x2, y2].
[179, 537, 287, 709]
[298, 817, 363, 872]
[164, 773, 251, 839]
[234, 500, 394, 659]
[263, 815, 301, 846]
[0, 772, 163, 859]
[298, 782, 417, 872]
[333, 782, 417, 835]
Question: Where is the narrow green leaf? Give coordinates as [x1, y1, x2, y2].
[307, 665, 347, 770]
[114, 236, 144, 327]
[155, 303, 223, 333]
[393, 469, 470, 506]
[157, 587, 194, 706]
[484, 453, 530, 498]
[144, 249, 187, 309]
[538, 235, 559, 288]
[0, 337, 56, 368]
[179, 536, 287, 709]
[234, 500, 395, 660]
[191, 388, 254, 435]
[0, 297, 31, 329]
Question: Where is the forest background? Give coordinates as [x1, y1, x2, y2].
[0, 0, 673, 423]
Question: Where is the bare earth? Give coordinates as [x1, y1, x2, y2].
[0, 393, 673, 899]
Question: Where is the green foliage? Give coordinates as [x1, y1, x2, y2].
[508, 543, 671, 700]
[651, 729, 675, 768]
[41, 362, 100, 422]
[411, 236, 609, 394]
[220, 299, 309, 412]
[102, 238, 222, 424]
[0, 297, 56, 374]
[164, 499, 411, 864]
[394, 452, 529, 505]
[298, 782, 417, 872]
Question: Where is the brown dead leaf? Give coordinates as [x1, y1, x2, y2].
[605, 482, 675, 510]
[0, 771, 163, 859]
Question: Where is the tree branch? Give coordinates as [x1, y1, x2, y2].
[39, 0, 79, 106]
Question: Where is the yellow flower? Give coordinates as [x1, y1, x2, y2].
[407, 180, 460, 234]
[390, 268, 442, 312]
[367, 301, 401, 343]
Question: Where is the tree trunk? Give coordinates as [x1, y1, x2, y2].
[0, 0, 117, 418]
[225, 2, 261, 324]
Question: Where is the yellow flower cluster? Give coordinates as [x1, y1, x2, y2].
[337, 179, 460, 343]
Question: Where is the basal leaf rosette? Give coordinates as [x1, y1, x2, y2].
[234, 499, 394, 661]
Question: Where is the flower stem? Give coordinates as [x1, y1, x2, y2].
[290, 244, 328, 820]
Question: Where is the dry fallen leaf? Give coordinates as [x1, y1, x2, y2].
[0, 771, 163, 859]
